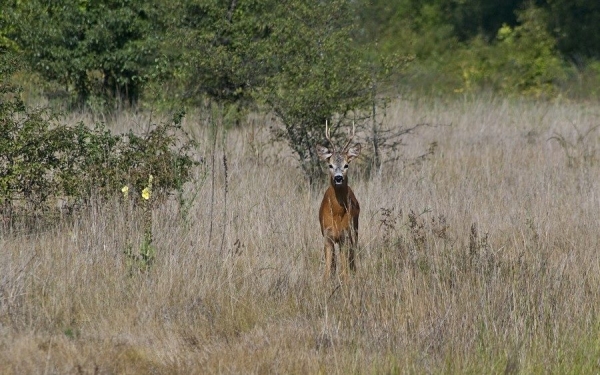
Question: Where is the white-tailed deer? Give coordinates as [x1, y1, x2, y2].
[316, 121, 361, 281]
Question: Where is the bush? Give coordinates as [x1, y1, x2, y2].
[455, 6, 567, 97]
[0, 80, 200, 225]
[0, 82, 63, 215]
[493, 6, 566, 97]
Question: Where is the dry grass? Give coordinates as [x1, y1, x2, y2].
[3, 96, 600, 374]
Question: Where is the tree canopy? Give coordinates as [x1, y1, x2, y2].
[4, 0, 600, 179]
[3, 0, 600, 106]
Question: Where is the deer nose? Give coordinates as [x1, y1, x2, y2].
[334, 175, 343, 184]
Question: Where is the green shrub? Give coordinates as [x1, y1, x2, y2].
[455, 6, 567, 97]
[493, 6, 566, 97]
[11, 0, 164, 108]
[0, 81, 64, 214]
[0, 80, 200, 226]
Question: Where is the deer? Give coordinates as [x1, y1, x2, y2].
[316, 121, 361, 282]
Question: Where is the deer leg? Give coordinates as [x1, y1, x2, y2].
[338, 235, 350, 283]
[349, 229, 357, 272]
[323, 237, 335, 281]
[348, 246, 356, 272]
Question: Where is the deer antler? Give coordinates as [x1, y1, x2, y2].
[342, 121, 356, 151]
[325, 120, 335, 151]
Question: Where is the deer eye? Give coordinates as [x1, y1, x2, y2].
[328, 164, 334, 169]
[344, 164, 349, 169]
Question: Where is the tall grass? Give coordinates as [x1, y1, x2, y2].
[2, 96, 600, 373]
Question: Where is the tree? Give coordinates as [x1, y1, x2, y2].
[444, 0, 523, 41]
[157, 0, 275, 109]
[494, 5, 565, 96]
[166, 0, 384, 182]
[0, 0, 19, 53]
[546, 0, 600, 59]
[258, 0, 376, 183]
[11, 0, 164, 107]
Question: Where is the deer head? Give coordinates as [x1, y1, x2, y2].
[316, 121, 361, 187]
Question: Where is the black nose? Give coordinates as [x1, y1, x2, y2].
[334, 176, 343, 183]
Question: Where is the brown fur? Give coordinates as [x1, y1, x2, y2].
[316, 137, 361, 282]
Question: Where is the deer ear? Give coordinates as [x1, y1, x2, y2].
[346, 143, 361, 162]
[316, 145, 333, 160]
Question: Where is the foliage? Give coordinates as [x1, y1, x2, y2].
[117, 111, 199, 199]
[168, 0, 275, 107]
[11, 0, 164, 108]
[258, 1, 379, 183]
[0, 79, 200, 224]
[491, 6, 566, 96]
[354, 0, 574, 97]
[546, 0, 600, 59]
[359, 0, 600, 61]
[453, 6, 567, 97]
[164, 0, 396, 182]
[0, 82, 63, 215]
[0, 0, 18, 52]
[4, 0, 600, 112]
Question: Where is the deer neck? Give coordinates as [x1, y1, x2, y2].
[330, 178, 350, 204]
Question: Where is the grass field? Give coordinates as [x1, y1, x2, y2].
[2, 96, 600, 374]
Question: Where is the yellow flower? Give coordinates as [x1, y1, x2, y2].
[141, 187, 152, 200]
[121, 185, 129, 198]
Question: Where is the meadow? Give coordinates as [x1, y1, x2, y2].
[2, 96, 600, 374]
